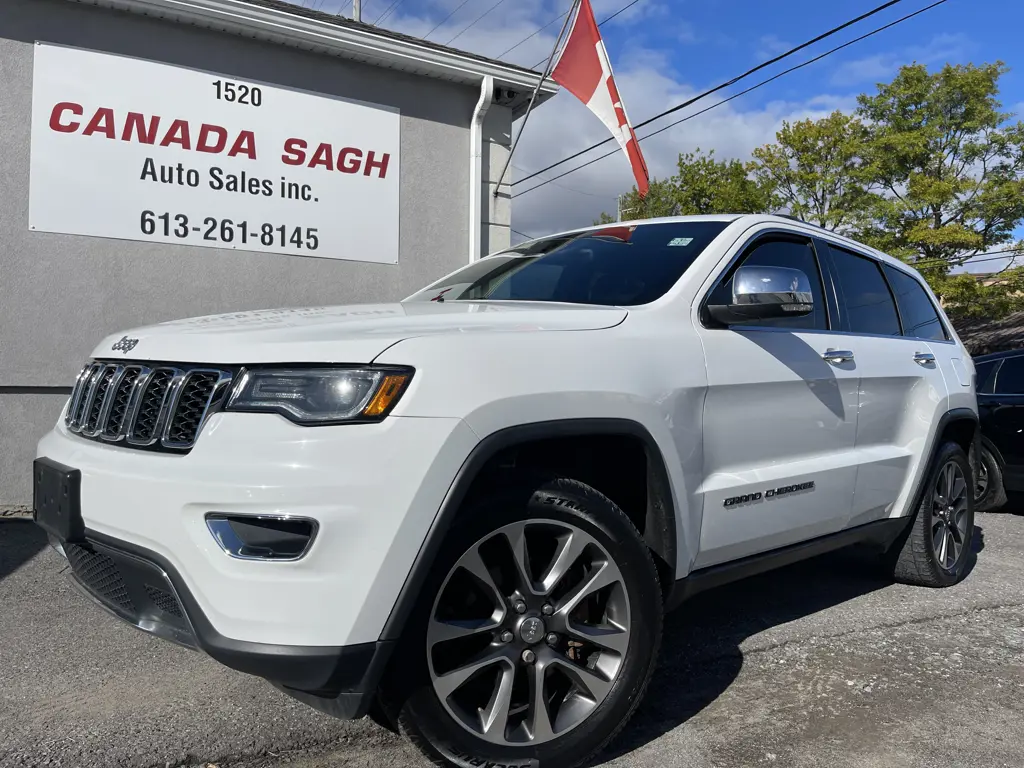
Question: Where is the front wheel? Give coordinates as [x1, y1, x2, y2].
[382, 476, 663, 768]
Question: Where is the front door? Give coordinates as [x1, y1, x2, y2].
[694, 232, 859, 569]
[821, 244, 950, 525]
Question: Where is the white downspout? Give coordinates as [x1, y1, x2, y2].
[469, 75, 494, 263]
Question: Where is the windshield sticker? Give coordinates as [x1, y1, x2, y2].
[667, 237, 694, 247]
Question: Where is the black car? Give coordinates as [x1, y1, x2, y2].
[973, 348, 1024, 511]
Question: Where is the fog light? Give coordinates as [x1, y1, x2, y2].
[205, 513, 318, 561]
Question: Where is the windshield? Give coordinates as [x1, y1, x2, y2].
[404, 221, 730, 306]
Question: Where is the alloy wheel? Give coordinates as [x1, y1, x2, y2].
[426, 519, 630, 746]
[932, 460, 970, 570]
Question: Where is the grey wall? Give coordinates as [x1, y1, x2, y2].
[0, 0, 508, 503]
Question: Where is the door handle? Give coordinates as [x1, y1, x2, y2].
[913, 352, 936, 366]
[822, 348, 855, 364]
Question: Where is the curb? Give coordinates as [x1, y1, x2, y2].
[1, 508, 33, 520]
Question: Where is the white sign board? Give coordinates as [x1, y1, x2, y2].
[29, 43, 400, 263]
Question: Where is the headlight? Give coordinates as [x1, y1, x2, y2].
[226, 367, 412, 424]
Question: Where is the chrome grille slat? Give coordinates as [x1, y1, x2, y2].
[82, 365, 121, 437]
[64, 360, 232, 452]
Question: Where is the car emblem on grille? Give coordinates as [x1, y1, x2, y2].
[111, 336, 139, 354]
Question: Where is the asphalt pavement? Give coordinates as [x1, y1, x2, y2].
[1, 510, 1022, 768]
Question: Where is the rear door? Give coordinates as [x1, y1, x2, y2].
[821, 243, 950, 526]
[694, 229, 859, 568]
[978, 353, 1024, 488]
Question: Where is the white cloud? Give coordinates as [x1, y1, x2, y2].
[282, 0, 858, 241]
[756, 34, 792, 60]
[510, 57, 858, 238]
[829, 33, 971, 87]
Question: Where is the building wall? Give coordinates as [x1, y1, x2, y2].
[0, 0, 508, 504]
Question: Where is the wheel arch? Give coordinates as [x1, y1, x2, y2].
[377, 418, 679, 643]
[901, 407, 979, 523]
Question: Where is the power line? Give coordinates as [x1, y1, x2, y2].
[512, 0, 948, 199]
[912, 247, 1023, 271]
[514, 0, 907, 188]
[514, 0, 644, 69]
[512, 163, 606, 197]
[497, 9, 570, 60]
[446, 0, 509, 45]
[511, 227, 536, 239]
[373, 0, 406, 25]
[422, 0, 474, 40]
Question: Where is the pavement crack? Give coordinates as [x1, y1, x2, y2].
[737, 600, 1024, 659]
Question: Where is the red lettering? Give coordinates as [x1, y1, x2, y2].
[82, 107, 115, 139]
[338, 147, 362, 174]
[160, 119, 192, 149]
[121, 112, 160, 144]
[196, 124, 227, 153]
[363, 150, 390, 179]
[282, 138, 306, 165]
[228, 131, 257, 160]
[309, 143, 334, 171]
[49, 102, 82, 133]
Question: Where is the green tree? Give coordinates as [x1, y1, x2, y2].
[752, 111, 872, 231]
[856, 62, 1024, 272]
[597, 148, 770, 223]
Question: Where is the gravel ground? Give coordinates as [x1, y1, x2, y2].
[1, 511, 1022, 768]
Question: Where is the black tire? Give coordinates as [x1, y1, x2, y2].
[974, 444, 1007, 513]
[380, 474, 663, 768]
[892, 442, 974, 587]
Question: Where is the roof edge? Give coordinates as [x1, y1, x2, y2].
[68, 0, 559, 116]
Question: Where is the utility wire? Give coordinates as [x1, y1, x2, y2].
[507, 0, 644, 67]
[912, 247, 1023, 270]
[511, 227, 536, 239]
[512, 0, 947, 199]
[446, 0, 509, 45]
[514, 0, 907, 188]
[422, 0, 474, 40]
[373, 0, 406, 25]
[497, 9, 570, 60]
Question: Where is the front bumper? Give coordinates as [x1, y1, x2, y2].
[35, 409, 478, 646]
[50, 527, 390, 715]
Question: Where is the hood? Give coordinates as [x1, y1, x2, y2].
[91, 301, 628, 364]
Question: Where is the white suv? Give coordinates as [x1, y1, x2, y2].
[34, 214, 978, 768]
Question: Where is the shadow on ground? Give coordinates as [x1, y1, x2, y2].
[596, 522, 987, 764]
[0, 519, 47, 583]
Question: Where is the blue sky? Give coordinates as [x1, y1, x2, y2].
[291, 0, 1024, 264]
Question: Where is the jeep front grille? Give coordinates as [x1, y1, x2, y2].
[65, 362, 232, 451]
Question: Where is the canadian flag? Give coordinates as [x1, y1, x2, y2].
[551, 0, 650, 197]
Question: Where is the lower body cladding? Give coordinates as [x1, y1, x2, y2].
[33, 411, 479, 717]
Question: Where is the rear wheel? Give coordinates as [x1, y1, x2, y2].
[892, 442, 974, 587]
[382, 476, 663, 768]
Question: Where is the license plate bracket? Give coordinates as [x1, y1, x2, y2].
[33, 458, 84, 542]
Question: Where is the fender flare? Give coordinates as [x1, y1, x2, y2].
[378, 418, 679, 642]
[905, 407, 979, 522]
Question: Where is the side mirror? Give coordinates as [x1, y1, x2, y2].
[708, 265, 814, 326]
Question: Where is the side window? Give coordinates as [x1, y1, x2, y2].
[828, 246, 901, 336]
[993, 356, 1024, 395]
[707, 238, 828, 330]
[882, 264, 948, 341]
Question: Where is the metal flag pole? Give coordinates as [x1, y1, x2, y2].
[492, 0, 579, 197]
